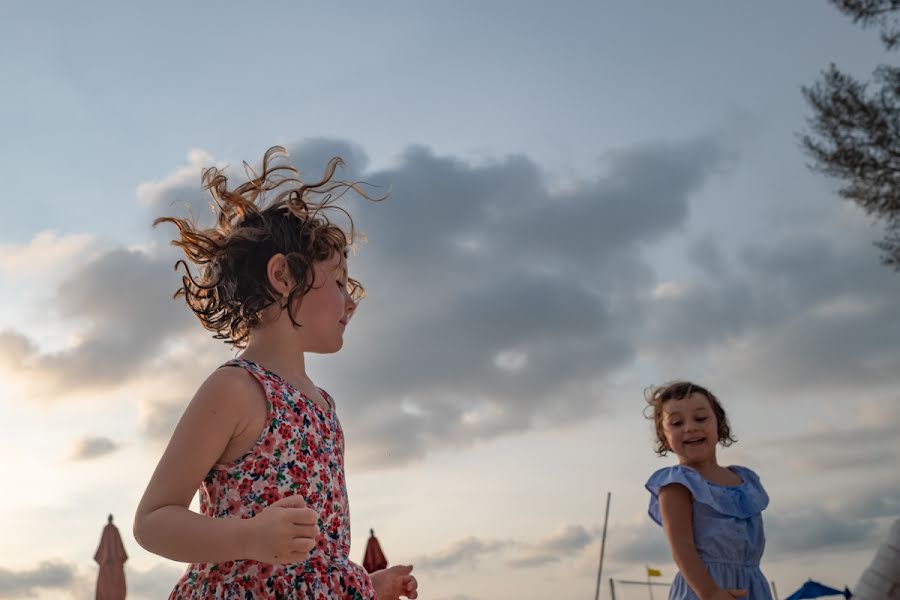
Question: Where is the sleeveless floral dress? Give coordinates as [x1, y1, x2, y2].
[169, 359, 375, 599]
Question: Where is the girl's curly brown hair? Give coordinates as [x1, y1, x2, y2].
[155, 145, 379, 348]
[644, 381, 737, 456]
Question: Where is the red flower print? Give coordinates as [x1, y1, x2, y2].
[169, 359, 375, 599]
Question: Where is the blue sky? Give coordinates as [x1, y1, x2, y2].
[1, 2, 898, 599]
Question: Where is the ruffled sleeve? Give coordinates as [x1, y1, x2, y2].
[645, 465, 769, 526]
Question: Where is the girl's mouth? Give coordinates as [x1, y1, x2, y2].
[684, 437, 706, 446]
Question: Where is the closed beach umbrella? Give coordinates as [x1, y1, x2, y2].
[94, 514, 127, 600]
[363, 529, 388, 573]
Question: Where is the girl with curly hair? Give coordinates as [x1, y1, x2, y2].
[644, 381, 771, 600]
[134, 146, 417, 600]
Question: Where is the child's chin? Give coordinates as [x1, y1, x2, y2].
[682, 445, 711, 458]
[314, 338, 344, 354]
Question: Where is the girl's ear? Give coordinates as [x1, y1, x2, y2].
[266, 253, 292, 297]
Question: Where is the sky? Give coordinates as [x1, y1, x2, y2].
[1, 1, 899, 599]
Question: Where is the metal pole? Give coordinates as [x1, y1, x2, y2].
[593, 492, 612, 600]
[609, 578, 616, 600]
[647, 567, 655, 600]
[771, 581, 779, 600]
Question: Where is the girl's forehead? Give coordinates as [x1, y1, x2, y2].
[662, 392, 712, 413]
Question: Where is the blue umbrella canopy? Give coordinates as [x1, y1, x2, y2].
[785, 580, 851, 600]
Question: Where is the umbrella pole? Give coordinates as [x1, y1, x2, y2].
[593, 492, 611, 600]
[770, 580, 779, 600]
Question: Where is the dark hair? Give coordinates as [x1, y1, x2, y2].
[155, 145, 379, 347]
[644, 381, 737, 456]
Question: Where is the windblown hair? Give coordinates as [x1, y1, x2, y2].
[155, 145, 377, 347]
[644, 380, 737, 456]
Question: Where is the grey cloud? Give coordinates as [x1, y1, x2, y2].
[135, 343, 234, 443]
[413, 536, 511, 571]
[607, 521, 671, 566]
[0, 329, 37, 371]
[507, 524, 596, 568]
[9, 135, 734, 465]
[0, 561, 75, 598]
[413, 524, 603, 573]
[646, 232, 900, 397]
[285, 138, 370, 182]
[70, 435, 120, 461]
[0, 246, 195, 399]
[351, 137, 730, 279]
[687, 234, 727, 278]
[834, 480, 900, 521]
[140, 397, 185, 443]
[763, 404, 900, 475]
[142, 139, 371, 234]
[766, 508, 878, 555]
[320, 135, 731, 466]
[125, 563, 186, 600]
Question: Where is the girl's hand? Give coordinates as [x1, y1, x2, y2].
[370, 564, 418, 599]
[245, 495, 319, 565]
[706, 589, 748, 600]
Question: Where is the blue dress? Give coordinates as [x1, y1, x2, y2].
[646, 465, 772, 600]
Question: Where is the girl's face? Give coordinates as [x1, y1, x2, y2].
[661, 392, 719, 464]
[292, 251, 357, 354]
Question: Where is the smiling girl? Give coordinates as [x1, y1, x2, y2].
[644, 381, 772, 600]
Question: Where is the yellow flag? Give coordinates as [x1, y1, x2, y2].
[646, 567, 662, 577]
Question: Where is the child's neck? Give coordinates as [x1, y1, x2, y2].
[677, 455, 721, 474]
[240, 323, 310, 385]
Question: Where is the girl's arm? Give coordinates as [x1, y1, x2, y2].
[133, 368, 317, 564]
[658, 484, 730, 600]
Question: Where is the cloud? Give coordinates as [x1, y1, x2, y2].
[606, 520, 671, 566]
[832, 478, 900, 522]
[414, 536, 511, 571]
[3, 135, 739, 466]
[0, 231, 94, 276]
[413, 523, 605, 574]
[125, 563, 186, 600]
[320, 135, 733, 466]
[0, 244, 196, 400]
[507, 524, 596, 568]
[137, 148, 217, 228]
[766, 507, 879, 555]
[70, 435, 121, 461]
[645, 231, 900, 397]
[761, 396, 900, 474]
[139, 140, 370, 234]
[0, 559, 183, 600]
[139, 396, 186, 442]
[9, 133, 900, 484]
[0, 561, 76, 599]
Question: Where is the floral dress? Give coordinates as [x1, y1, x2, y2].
[646, 465, 772, 600]
[170, 358, 375, 599]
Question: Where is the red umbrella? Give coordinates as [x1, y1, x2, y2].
[94, 514, 127, 600]
[362, 529, 388, 573]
